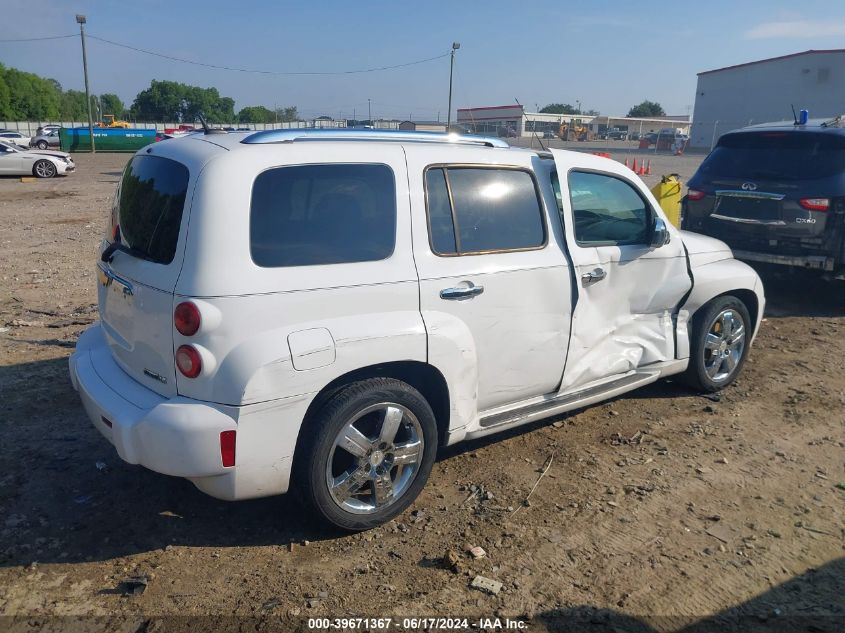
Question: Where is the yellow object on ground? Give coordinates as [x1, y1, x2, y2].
[651, 174, 683, 228]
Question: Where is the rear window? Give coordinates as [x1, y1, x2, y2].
[116, 155, 189, 264]
[699, 131, 845, 181]
[250, 164, 396, 267]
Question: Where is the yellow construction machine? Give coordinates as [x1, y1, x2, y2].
[559, 121, 593, 141]
[95, 114, 131, 129]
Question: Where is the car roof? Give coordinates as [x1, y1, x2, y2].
[149, 129, 548, 164]
[735, 115, 845, 136]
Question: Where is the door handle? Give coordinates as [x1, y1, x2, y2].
[581, 267, 606, 284]
[440, 283, 484, 300]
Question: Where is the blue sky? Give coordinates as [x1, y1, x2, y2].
[3, 0, 845, 119]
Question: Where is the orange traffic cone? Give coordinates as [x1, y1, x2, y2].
[645, 160, 652, 175]
[624, 157, 629, 169]
[632, 158, 638, 173]
[638, 161, 645, 175]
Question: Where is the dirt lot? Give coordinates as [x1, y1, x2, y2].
[0, 150, 843, 633]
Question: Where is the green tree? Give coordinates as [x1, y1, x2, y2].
[275, 106, 299, 122]
[627, 100, 666, 118]
[129, 80, 236, 123]
[237, 105, 275, 123]
[99, 93, 125, 118]
[540, 103, 579, 115]
[0, 64, 11, 120]
[1, 66, 60, 119]
[59, 90, 89, 120]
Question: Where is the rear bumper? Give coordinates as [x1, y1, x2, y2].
[69, 324, 303, 500]
[732, 249, 835, 272]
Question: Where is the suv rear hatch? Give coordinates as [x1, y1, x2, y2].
[684, 130, 845, 254]
[97, 153, 190, 398]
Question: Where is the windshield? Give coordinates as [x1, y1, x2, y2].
[115, 155, 189, 264]
[699, 131, 845, 181]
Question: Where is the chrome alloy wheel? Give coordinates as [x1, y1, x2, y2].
[35, 160, 56, 178]
[326, 402, 424, 514]
[703, 308, 746, 382]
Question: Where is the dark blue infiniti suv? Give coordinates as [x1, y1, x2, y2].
[682, 117, 845, 275]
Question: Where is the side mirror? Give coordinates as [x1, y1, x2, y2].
[650, 217, 671, 249]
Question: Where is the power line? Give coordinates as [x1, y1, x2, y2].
[0, 34, 76, 42]
[84, 34, 449, 76]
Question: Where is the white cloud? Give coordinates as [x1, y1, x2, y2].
[745, 20, 845, 39]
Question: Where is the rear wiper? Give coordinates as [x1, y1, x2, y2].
[101, 240, 154, 263]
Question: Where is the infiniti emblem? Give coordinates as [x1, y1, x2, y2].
[741, 182, 758, 191]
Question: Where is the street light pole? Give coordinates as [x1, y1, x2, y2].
[447, 42, 460, 132]
[368, 98, 371, 125]
[76, 15, 95, 153]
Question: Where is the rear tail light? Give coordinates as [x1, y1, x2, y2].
[174, 301, 201, 336]
[686, 189, 706, 201]
[798, 198, 830, 211]
[111, 224, 120, 242]
[220, 430, 236, 467]
[175, 344, 202, 378]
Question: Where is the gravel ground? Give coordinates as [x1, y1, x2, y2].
[0, 150, 843, 633]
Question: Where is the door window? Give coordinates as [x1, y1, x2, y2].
[424, 166, 545, 255]
[567, 171, 651, 245]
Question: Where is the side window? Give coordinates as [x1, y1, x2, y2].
[425, 168, 457, 255]
[568, 171, 651, 245]
[424, 167, 545, 255]
[250, 164, 396, 267]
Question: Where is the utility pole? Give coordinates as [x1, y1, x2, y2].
[447, 42, 460, 131]
[76, 15, 95, 153]
[368, 99, 372, 124]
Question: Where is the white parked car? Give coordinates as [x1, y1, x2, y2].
[0, 130, 31, 148]
[69, 129, 764, 530]
[0, 140, 75, 177]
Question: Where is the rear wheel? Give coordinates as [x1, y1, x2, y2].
[36, 140, 48, 150]
[296, 378, 438, 531]
[682, 295, 751, 392]
[33, 159, 57, 178]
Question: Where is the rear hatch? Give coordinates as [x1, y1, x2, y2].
[684, 130, 845, 250]
[97, 153, 190, 398]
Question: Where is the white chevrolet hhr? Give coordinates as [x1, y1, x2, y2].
[69, 129, 764, 531]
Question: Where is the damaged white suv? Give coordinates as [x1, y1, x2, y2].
[69, 129, 764, 530]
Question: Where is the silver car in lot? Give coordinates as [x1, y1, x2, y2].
[0, 140, 75, 178]
[30, 128, 61, 150]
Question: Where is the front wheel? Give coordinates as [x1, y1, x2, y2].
[33, 159, 57, 178]
[296, 378, 438, 531]
[682, 295, 751, 392]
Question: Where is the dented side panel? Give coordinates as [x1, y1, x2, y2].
[549, 150, 693, 392]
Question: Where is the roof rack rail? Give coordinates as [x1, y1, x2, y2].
[241, 128, 510, 148]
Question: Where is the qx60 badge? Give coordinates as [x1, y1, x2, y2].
[741, 182, 758, 191]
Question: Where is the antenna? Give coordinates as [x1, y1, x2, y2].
[790, 104, 798, 126]
[515, 98, 547, 151]
[197, 113, 226, 135]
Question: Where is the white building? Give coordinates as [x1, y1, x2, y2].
[689, 49, 845, 149]
[456, 105, 688, 139]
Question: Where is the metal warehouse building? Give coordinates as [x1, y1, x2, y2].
[690, 49, 845, 149]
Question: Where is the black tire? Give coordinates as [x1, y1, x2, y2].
[682, 295, 751, 392]
[33, 159, 57, 178]
[295, 378, 438, 531]
[36, 140, 48, 150]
